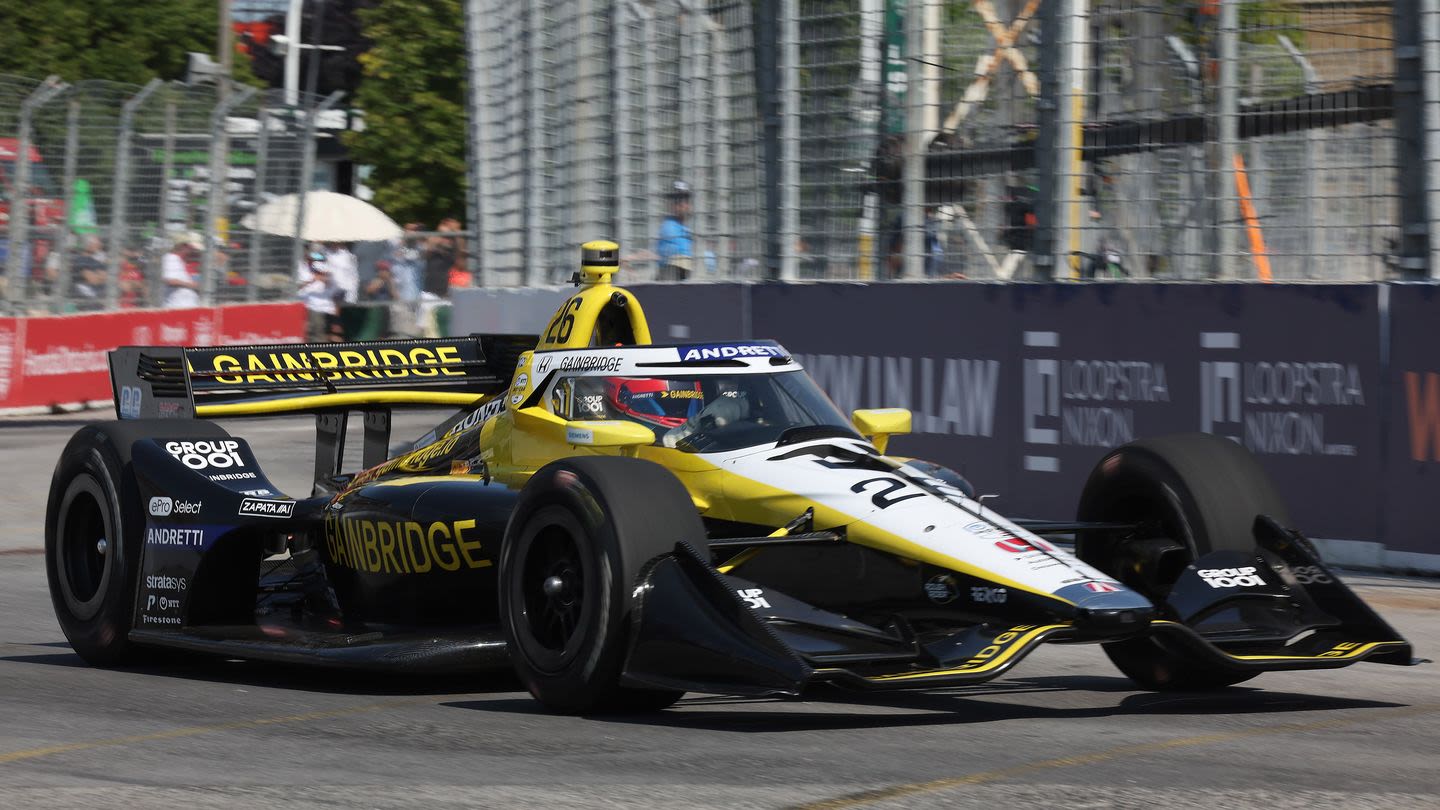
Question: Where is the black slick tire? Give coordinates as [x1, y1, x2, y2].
[499, 456, 709, 714]
[45, 419, 230, 666]
[1076, 433, 1289, 690]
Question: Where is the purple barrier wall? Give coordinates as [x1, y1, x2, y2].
[452, 280, 1432, 555]
[750, 284, 1383, 540]
[1383, 286, 1440, 554]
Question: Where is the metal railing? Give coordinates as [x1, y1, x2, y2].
[0, 74, 341, 314]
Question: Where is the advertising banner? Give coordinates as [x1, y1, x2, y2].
[751, 283, 1021, 505]
[752, 283, 1382, 539]
[441, 280, 1403, 553]
[0, 303, 304, 412]
[1382, 285, 1440, 555]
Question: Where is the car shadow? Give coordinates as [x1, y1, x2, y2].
[446, 676, 1407, 732]
[0, 648, 525, 697]
[5, 648, 1409, 728]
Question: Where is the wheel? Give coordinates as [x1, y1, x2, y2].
[45, 419, 231, 666]
[500, 456, 709, 714]
[1075, 433, 1289, 690]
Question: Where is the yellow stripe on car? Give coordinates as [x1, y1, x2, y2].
[862, 624, 1069, 681]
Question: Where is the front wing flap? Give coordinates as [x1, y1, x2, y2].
[1152, 516, 1414, 669]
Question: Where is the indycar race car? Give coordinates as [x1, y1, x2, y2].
[47, 242, 1415, 713]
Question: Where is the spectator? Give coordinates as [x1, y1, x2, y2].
[656, 180, 693, 281]
[161, 231, 203, 309]
[117, 248, 145, 309]
[324, 241, 359, 304]
[364, 259, 398, 301]
[389, 222, 424, 303]
[71, 235, 108, 310]
[422, 222, 457, 298]
[297, 250, 339, 341]
[419, 221, 460, 338]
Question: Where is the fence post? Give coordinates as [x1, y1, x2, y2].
[247, 102, 272, 301]
[1277, 35, 1319, 280]
[778, 0, 800, 281]
[524, 2, 546, 287]
[289, 90, 344, 289]
[1214, 0, 1240, 279]
[902, 0, 927, 280]
[154, 95, 178, 307]
[1397, 0, 1434, 277]
[1424, 0, 1440, 279]
[462, 0, 489, 286]
[106, 79, 163, 310]
[641, 5, 662, 275]
[1034, 0, 1078, 279]
[52, 97, 81, 314]
[711, 21, 733, 277]
[201, 84, 257, 306]
[4, 76, 66, 311]
[613, 2, 633, 260]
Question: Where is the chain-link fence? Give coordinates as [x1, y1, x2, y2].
[466, 0, 765, 285]
[463, 0, 1420, 283]
[0, 74, 339, 314]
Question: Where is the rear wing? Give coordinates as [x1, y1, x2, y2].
[109, 335, 535, 421]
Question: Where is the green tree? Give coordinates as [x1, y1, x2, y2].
[0, 0, 243, 84]
[345, 0, 466, 227]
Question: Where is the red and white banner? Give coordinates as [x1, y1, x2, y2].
[0, 303, 304, 412]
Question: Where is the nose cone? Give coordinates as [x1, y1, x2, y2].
[1056, 581, 1156, 639]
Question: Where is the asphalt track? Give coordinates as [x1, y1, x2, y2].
[1, 413, 1438, 808]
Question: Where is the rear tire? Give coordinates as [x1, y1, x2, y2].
[45, 419, 230, 666]
[1076, 433, 1288, 690]
[500, 456, 709, 714]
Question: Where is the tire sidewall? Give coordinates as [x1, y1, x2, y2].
[45, 434, 143, 664]
[500, 474, 631, 710]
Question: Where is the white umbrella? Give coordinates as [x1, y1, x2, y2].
[242, 191, 403, 242]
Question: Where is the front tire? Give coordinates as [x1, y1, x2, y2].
[1076, 433, 1289, 690]
[500, 456, 709, 714]
[45, 419, 230, 666]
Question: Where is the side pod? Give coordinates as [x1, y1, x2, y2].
[621, 541, 813, 696]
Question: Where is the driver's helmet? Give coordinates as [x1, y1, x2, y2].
[604, 377, 704, 428]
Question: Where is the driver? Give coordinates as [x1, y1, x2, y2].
[568, 376, 705, 429]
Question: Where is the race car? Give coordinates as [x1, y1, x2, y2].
[46, 241, 1415, 713]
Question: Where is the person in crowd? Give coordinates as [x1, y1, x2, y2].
[421, 226, 455, 300]
[419, 220, 461, 337]
[364, 259, 399, 302]
[162, 231, 203, 309]
[656, 180, 694, 282]
[389, 222, 424, 302]
[324, 241, 359, 305]
[70, 235, 108, 309]
[117, 248, 145, 309]
[298, 250, 339, 342]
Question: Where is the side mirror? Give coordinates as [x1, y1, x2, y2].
[852, 408, 911, 454]
[565, 420, 654, 455]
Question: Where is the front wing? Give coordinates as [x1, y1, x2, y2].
[619, 534, 1415, 697]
